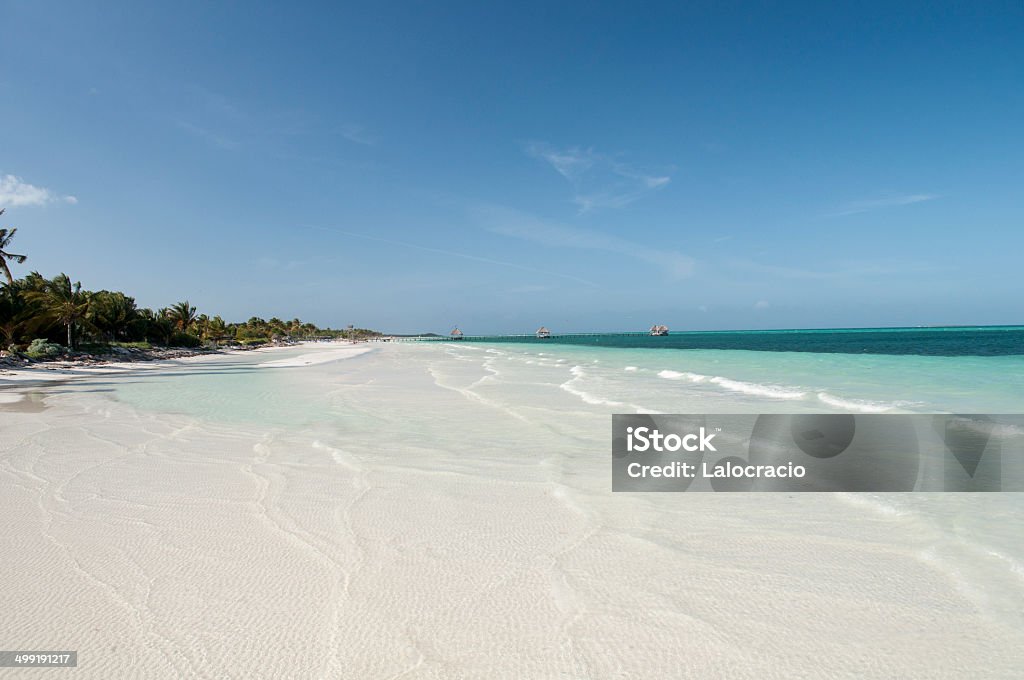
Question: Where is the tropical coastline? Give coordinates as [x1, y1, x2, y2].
[2, 340, 1023, 677]
[4, 2, 1024, 677]
[1, 212, 1022, 677]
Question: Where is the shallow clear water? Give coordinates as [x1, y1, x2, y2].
[111, 341, 1024, 426]
[6, 341, 1023, 673]
[102, 343, 1024, 628]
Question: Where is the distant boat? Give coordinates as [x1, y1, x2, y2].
[650, 324, 669, 336]
[450, 327, 464, 340]
[536, 326, 551, 339]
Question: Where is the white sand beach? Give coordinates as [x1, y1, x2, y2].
[1, 342, 1022, 678]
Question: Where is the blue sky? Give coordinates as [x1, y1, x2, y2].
[1, 1, 1022, 333]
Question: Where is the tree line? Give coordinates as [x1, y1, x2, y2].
[0, 210, 378, 357]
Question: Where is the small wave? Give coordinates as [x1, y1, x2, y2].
[624, 366, 638, 372]
[708, 376, 806, 400]
[817, 392, 901, 413]
[657, 369, 707, 382]
[467, 374, 498, 389]
[561, 383, 624, 407]
[560, 366, 625, 407]
[550, 482, 588, 518]
[983, 548, 1024, 585]
[313, 440, 357, 469]
[990, 422, 1024, 437]
[836, 492, 913, 518]
[426, 366, 531, 423]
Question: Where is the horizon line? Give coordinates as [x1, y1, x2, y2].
[387, 323, 1024, 337]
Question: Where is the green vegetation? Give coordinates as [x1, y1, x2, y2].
[25, 338, 62, 359]
[0, 212, 380, 358]
[110, 341, 152, 350]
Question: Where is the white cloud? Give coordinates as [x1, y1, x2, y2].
[175, 120, 237, 149]
[524, 142, 670, 213]
[477, 205, 695, 280]
[830, 193, 937, 217]
[339, 123, 376, 146]
[0, 174, 76, 208]
[524, 142, 597, 180]
[728, 258, 948, 281]
[508, 284, 552, 294]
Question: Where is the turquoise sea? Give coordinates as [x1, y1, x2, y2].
[438, 326, 1024, 414]
[454, 325, 1024, 356]
[108, 327, 1024, 424]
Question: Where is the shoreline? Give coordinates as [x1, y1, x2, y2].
[0, 340, 366, 386]
[0, 341, 1021, 677]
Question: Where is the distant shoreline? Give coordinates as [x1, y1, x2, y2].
[0, 340, 359, 381]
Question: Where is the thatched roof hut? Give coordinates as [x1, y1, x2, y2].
[450, 327, 464, 339]
[536, 326, 551, 338]
[650, 324, 669, 336]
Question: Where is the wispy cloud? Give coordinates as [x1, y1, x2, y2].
[829, 193, 937, 217]
[171, 85, 246, 149]
[306, 225, 600, 287]
[524, 142, 670, 213]
[175, 120, 238, 149]
[507, 284, 552, 294]
[525, 143, 596, 180]
[172, 85, 379, 159]
[476, 205, 695, 279]
[728, 257, 950, 281]
[0, 174, 77, 207]
[339, 123, 377, 146]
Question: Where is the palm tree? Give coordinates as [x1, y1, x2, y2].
[165, 300, 198, 333]
[206, 315, 228, 345]
[23, 273, 94, 348]
[88, 291, 140, 341]
[141, 308, 175, 346]
[195, 313, 210, 341]
[0, 210, 28, 285]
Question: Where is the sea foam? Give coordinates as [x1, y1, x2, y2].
[817, 392, 901, 413]
[657, 369, 707, 382]
[708, 376, 806, 400]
